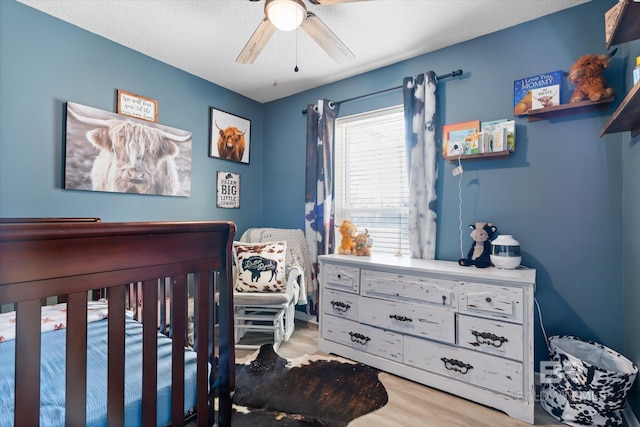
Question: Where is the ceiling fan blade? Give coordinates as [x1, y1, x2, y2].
[307, 0, 370, 4]
[301, 12, 355, 63]
[236, 17, 277, 64]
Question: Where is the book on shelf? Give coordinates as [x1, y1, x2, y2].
[481, 119, 515, 152]
[442, 120, 480, 158]
[514, 71, 563, 115]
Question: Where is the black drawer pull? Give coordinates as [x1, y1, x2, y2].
[485, 297, 492, 303]
[441, 357, 473, 375]
[331, 300, 351, 313]
[471, 330, 508, 348]
[349, 332, 371, 345]
[389, 314, 412, 322]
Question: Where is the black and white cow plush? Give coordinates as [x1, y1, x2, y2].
[458, 222, 497, 268]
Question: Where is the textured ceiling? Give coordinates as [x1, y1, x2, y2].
[18, 0, 590, 103]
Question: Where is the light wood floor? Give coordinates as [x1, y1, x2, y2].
[235, 320, 567, 427]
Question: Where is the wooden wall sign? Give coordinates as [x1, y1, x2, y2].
[217, 171, 240, 209]
[117, 89, 158, 122]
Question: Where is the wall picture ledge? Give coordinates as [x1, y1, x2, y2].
[210, 107, 251, 164]
[64, 101, 192, 197]
[217, 171, 240, 209]
[116, 89, 158, 123]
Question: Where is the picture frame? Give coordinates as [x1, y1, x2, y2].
[209, 107, 251, 164]
[216, 171, 240, 208]
[64, 101, 192, 197]
[116, 89, 158, 123]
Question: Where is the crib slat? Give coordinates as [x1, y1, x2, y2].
[142, 279, 158, 426]
[107, 286, 126, 427]
[196, 272, 209, 427]
[171, 275, 187, 427]
[15, 299, 41, 427]
[66, 292, 88, 427]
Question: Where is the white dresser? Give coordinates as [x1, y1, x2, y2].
[318, 254, 536, 424]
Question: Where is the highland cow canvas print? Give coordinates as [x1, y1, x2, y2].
[64, 102, 192, 197]
[209, 107, 251, 164]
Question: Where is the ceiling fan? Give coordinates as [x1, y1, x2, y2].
[237, 0, 366, 65]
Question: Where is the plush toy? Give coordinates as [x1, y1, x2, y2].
[458, 222, 497, 268]
[337, 219, 357, 255]
[353, 229, 372, 256]
[567, 49, 616, 103]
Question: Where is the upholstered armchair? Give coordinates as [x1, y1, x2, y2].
[232, 228, 311, 351]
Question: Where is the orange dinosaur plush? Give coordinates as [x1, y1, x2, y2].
[337, 219, 357, 255]
[567, 49, 616, 103]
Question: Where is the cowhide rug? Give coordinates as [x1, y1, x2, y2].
[232, 344, 389, 426]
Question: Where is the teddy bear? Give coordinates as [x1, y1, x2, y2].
[458, 222, 497, 268]
[567, 49, 616, 103]
[353, 229, 372, 256]
[337, 219, 357, 255]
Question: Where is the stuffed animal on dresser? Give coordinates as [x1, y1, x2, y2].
[353, 229, 372, 256]
[337, 219, 357, 255]
[459, 222, 497, 268]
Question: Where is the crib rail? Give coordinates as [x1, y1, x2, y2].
[0, 220, 236, 427]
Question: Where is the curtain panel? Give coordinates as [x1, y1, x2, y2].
[304, 99, 339, 317]
[403, 71, 438, 259]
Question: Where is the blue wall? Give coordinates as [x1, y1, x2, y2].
[0, 1, 265, 234]
[3, 0, 640, 417]
[263, 0, 630, 368]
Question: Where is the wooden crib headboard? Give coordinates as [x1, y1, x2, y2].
[0, 219, 236, 427]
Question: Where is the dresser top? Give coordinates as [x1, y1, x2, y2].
[319, 254, 536, 285]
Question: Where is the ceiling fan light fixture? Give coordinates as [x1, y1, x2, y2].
[265, 0, 306, 32]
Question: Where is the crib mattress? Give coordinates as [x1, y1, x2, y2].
[0, 318, 199, 427]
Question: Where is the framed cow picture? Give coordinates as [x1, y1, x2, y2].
[209, 107, 251, 164]
[64, 101, 192, 197]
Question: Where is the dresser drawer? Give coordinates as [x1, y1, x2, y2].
[458, 314, 523, 361]
[361, 269, 457, 307]
[322, 314, 403, 363]
[322, 288, 359, 321]
[404, 335, 523, 398]
[360, 296, 455, 344]
[459, 282, 523, 323]
[322, 262, 360, 293]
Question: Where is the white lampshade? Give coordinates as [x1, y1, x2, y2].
[265, 0, 306, 31]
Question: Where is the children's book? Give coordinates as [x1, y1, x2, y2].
[514, 71, 562, 115]
[481, 119, 516, 152]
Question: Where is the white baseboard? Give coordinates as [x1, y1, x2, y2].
[294, 311, 318, 324]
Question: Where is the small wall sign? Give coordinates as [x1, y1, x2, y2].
[117, 89, 158, 122]
[217, 171, 240, 209]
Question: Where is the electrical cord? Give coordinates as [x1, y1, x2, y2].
[534, 296, 551, 353]
[456, 154, 464, 259]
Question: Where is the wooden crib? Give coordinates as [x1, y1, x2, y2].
[0, 219, 235, 427]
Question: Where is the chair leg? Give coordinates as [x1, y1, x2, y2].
[282, 303, 295, 342]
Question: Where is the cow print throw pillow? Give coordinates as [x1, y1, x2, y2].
[233, 241, 287, 293]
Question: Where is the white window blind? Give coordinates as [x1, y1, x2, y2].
[334, 106, 409, 256]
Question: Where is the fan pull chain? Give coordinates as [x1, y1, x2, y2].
[294, 28, 299, 72]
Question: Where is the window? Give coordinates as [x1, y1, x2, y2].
[334, 106, 409, 256]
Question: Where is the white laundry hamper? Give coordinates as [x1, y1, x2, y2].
[540, 335, 637, 426]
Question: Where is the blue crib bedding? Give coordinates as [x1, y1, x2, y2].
[0, 317, 199, 427]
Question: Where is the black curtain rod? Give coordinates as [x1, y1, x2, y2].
[302, 69, 463, 115]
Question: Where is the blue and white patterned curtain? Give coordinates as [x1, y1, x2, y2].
[304, 99, 339, 317]
[402, 72, 438, 259]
